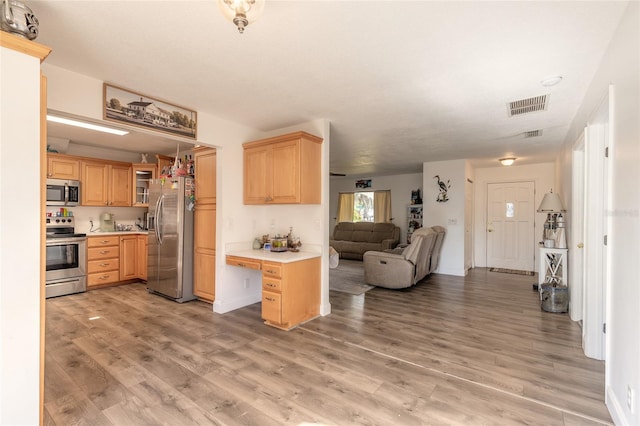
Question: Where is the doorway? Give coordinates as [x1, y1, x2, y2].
[486, 181, 535, 271]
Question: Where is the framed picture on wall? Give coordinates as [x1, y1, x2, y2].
[103, 83, 197, 139]
[355, 179, 372, 189]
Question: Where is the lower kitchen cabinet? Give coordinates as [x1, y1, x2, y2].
[137, 235, 148, 280]
[87, 235, 120, 288]
[87, 233, 148, 289]
[120, 235, 138, 280]
[194, 252, 215, 302]
[193, 191, 216, 303]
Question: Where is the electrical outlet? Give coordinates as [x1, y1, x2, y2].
[628, 385, 634, 412]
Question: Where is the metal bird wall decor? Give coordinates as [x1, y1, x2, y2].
[434, 175, 451, 203]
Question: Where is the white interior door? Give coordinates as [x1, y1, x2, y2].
[486, 181, 535, 271]
[570, 131, 586, 323]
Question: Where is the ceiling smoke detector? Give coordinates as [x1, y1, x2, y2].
[507, 94, 549, 117]
[524, 129, 543, 138]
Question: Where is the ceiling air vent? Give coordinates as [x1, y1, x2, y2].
[508, 94, 549, 117]
[524, 129, 543, 138]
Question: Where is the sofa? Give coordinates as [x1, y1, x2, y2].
[330, 222, 401, 260]
[363, 226, 446, 289]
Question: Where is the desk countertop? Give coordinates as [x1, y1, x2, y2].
[226, 249, 320, 264]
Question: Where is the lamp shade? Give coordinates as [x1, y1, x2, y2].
[537, 191, 566, 213]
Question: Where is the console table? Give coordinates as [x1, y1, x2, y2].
[538, 247, 568, 287]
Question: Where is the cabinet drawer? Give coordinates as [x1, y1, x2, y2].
[262, 290, 282, 324]
[88, 258, 120, 274]
[88, 271, 120, 286]
[88, 236, 120, 247]
[226, 256, 261, 270]
[262, 277, 282, 292]
[262, 261, 282, 278]
[88, 246, 120, 260]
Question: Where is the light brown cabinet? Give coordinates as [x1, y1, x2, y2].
[226, 255, 321, 330]
[87, 236, 120, 288]
[132, 163, 156, 206]
[243, 131, 323, 204]
[194, 204, 216, 302]
[119, 234, 138, 280]
[47, 153, 80, 180]
[81, 160, 132, 206]
[194, 148, 216, 204]
[155, 154, 174, 176]
[193, 147, 216, 303]
[137, 235, 148, 280]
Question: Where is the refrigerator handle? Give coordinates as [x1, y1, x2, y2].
[155, 194, 164, 245]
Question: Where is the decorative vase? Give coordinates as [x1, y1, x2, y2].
[1, 0, 39, 40]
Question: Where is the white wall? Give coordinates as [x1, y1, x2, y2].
[473, 163, 556, 272]
[0, 43, 43, 425]
[329, 173, 423, 243]
[558, 3, 639, 424]
[422, 160, 467, 276]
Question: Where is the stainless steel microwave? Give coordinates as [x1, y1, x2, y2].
[46, 179, 80, 206]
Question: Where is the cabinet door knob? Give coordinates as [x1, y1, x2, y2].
[99, 250, 109, 255]
[265, 297, 275, 302]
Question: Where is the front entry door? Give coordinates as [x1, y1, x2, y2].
[486, 181, 535, 271]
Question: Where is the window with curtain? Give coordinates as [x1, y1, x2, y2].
[336, 190, 392, 223]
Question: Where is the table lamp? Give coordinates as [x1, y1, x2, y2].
[537, 189, 566, 248]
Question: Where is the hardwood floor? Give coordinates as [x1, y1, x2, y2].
[44, 268, 611, 425]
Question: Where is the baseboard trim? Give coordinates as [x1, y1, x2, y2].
[607, 384, 631, 426]
[213, 294, 261, 314]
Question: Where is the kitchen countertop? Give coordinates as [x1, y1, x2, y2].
[86, 230, 149, 236]
[226, 249, 321, 264]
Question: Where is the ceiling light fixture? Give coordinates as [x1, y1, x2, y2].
[218, 0, 265, 34]
[541, 75, 563, 87]
[499, 157, 516, 166]
[47, 115, 129, 136]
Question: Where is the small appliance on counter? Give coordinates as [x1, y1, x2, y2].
[100, 213, 115, 232]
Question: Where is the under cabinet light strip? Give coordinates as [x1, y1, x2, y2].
[47, 115, 129, 136]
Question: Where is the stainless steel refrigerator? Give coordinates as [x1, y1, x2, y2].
[147, 176, 197, 303]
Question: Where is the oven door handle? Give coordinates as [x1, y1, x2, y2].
[46, 237, 87, 246]
[64, 182, 69, 205]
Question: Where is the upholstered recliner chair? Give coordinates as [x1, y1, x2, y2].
[362, 227, 437, 289]
[429, 226, 446, 273]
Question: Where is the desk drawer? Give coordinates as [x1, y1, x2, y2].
[226, 256, 262, 270]
[262, 291, 282, 324]
[262, 261, 282, 278]
[262, 277, 282, 292]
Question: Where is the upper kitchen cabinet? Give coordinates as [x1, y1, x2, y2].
[243, 131, 323, 204]
[47, 153, 80, 180]
[155, 154, 174, 176]
[194, 147, 216, 204]
[81, 159, 132, 206]
[131, 163, 156, 206]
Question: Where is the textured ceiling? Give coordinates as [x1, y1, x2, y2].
[32, 1, 629, 176]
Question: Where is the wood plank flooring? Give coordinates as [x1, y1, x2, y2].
[44, 268, 611, 425]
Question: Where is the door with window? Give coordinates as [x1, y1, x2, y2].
[486, 181, 535, 271]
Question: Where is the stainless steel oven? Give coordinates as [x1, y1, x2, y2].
[46, 217, 87, 298]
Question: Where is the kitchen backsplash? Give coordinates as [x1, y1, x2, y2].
[46, 206, 148, 233]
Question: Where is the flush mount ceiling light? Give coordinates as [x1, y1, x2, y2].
[47, 115, 129, 136]
[218, 0, 265, 33]
[541, 75, 563, 87]
[499, 157, 516, 166]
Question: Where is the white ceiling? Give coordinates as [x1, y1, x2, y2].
[32, 1, 628, 176]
